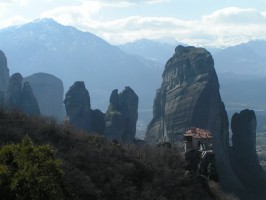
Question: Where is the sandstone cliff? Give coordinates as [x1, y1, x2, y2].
[0, 50, 10, 92]
[64, 81, 91, 132]
[231, 109, 266, 198]
[24, 73, 64, 121]
[145, 45, 225, 144]
[63, 81, 106, 135]
[105, 87, 138, 143]
[145, 45, 244, 195]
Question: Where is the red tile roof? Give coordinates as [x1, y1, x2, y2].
[183, 127, 213, 139]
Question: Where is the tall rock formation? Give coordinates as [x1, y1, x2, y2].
[5, 73, 40, 116]
[105, 87, 138, 143]
[20, 82, 41, 116]
[24, 73, 64, 120]
[5, 73, 23, 110]
[64, 81, 91, 132]
[64, 81, 106, 134]
[145, 45, 225, 144]
[145, 46, 244, 194]
[231, 109, 266, 198]
[91, 109, 105, 135]
[0, 50, 10, 92]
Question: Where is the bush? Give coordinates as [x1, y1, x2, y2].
[0, 135, 64, 200]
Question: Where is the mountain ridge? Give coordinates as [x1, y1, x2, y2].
[0, 18, 163, 111]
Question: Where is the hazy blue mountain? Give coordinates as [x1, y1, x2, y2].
[218, 72, 266, 109]
[213, 40, 266, 75]
[0, 18, 163, 111]
[118, 39, 182, 64]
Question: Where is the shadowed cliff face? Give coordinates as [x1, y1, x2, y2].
[21, 82, 41, 116]
[5, 73, 23, 110]
[144, 45, 247, 195]
[145, 46, 223, 144]
[0, 50, 10, 92]
[231, 109, 266, 197]
[64, 81, 91, 132]
[5, 73, 40, 116]
[105, 87, 138, 143]
[64, 83, 138, 140]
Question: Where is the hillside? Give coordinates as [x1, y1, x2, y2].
[0, 109, 234, 200]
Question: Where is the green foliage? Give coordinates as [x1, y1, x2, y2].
[0, 135, 64, 200]
[0, 109, 234, 200]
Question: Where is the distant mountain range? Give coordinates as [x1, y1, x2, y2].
[118, 39, 182, 64]
[0, 18, 162, 111]
[213, 40, 266, 75]
[1, 18, 266, 132]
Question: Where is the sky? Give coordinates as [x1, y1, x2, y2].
[1, 0, 266, 47]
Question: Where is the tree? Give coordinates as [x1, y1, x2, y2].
[0, 135, 64, 200]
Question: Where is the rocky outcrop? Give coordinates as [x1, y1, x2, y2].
[5, 73, 40, 116]
[145, 45, 245, 195]
[91, 109, 105, 135]
[231, 109, 266, 196]
[20, 82, 41, 116]
[24, 73, 64, 121]
[145, 45, 226, 144]
[5, 73, 23, 111]
[64, 83, 138, 141]
[0, 50, 10, 92]
[105, 87, 138, 143]
[64, 81, 91, 132]
[0, 91, 4, 108]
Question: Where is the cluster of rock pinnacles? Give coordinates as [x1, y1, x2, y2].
[63, 81, 138, 143]
[0, 50, 64, 119]
[145, 45, 266, 199]
[0, 51, 40, 115]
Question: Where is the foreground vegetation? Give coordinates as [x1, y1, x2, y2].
[0, 109, 236, 200]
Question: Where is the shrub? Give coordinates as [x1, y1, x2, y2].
[0, 135, 64, 200]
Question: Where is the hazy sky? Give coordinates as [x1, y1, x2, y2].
[1, 0, 266, 47]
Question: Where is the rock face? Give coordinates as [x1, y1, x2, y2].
[64, 83, 138, 141]
[64, 81, 91, 132]
[0, 91, 4, 108]
[5, 73, 40, 116]
[145, 45, 225, 144]
[91, 109, 105, 135]
[231, 109, 266, 196]
[5, 73, 23, 110]
[20, 82, 41, 116]
[145, 46, 246, 195]
[105, 87, 138, 143]
[0, 50, 9, 92]
[24, 73, 64, 121]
